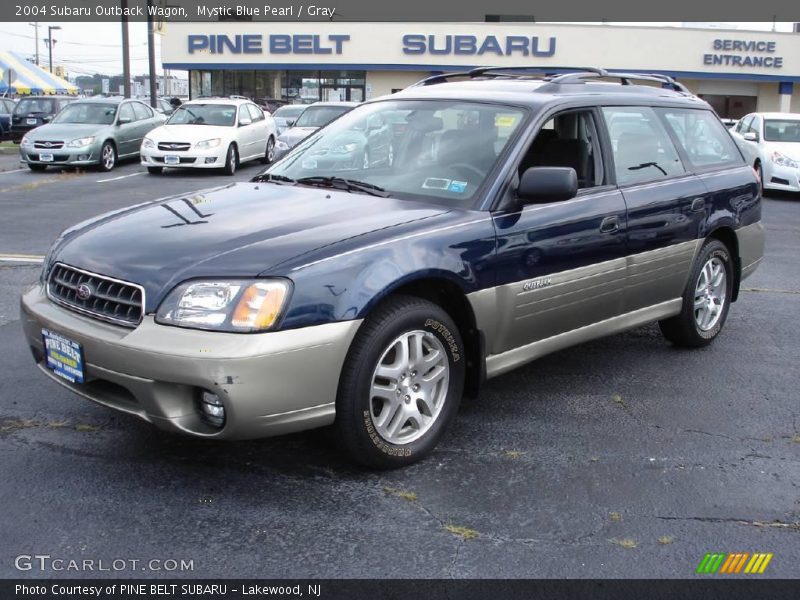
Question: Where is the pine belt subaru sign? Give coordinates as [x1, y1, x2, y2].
[186, 33, 556, 57]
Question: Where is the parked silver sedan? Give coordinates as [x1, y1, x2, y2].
[19, 96, 166, 172]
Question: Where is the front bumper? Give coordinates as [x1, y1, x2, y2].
[140, 146, 224, 169]
[763, 162, 800, 192]
[21, 284, 362, 440]
[20, 146, 100, 167]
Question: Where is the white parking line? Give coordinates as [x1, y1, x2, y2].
[96, 172, 144, 183]
[0, 168, 27, 175]
[0, 253, 44, 264]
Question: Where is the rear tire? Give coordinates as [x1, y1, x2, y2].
[659, 239, 733, 348]
[334, 295, 465, 469]
[147, 166, 163, 175]
[223, 144, 237, 176]
[27, 164, 47, 172]
[261, 136, 275, 164]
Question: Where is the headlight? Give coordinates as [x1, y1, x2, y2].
[331, 143, 358, 154]
[66, 136, 95, 148]
[20, 136, 32, 148]
[770, 151, 798, 169]
[142, 137, 155, 149]
[195, 138, 222, 149]
[155, 279, 291, 332]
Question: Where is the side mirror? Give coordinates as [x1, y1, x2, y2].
[239, 117, 252, 126]
[517, 167, 578, 205]
[285, 119, 295, 127]
[42, 115, 53, 122]
[743, 131, 759, 142]
[118, 116, 132, 125]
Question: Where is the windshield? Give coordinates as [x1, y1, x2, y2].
[53, 103, 117, 125]
[294, 106, 351, 128]
[265, 100, 526, 204]
[273, 105, 306, 120]
[764, 119, 800, 143]
[167, 103, 236, 126]
[14, 98, 55, 115]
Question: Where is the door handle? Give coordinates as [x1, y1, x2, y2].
[691, 197, 705, 213]
[599, 216, 619, 233]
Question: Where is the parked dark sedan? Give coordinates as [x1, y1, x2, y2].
[9, 95, 76, 142]
[0, 97, 17, 141]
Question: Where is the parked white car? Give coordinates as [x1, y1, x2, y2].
[140, 97, 277, 176]
[730, 112, 800, 193]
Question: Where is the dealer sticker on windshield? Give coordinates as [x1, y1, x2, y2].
[42, 328, 84, 384]
[448, 180, 468, 193]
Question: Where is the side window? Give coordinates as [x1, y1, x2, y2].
[602, 106, 685, 186]
[247, 103, 264, 122]
[131, 102, 153, 121]
[748, 116, 762, 137]
[238, 105, 251, 124]
[118, 103, 134, 123]
[518, 109, 604, 189]
[736, 115, 752, 134]
[660, 109, 742, 169]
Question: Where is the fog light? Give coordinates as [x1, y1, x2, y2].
[198, 390, 225, 428]
[78, 154, 89, 161]
[205, 157, 217, 164]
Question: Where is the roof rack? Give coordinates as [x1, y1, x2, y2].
[409, 67, 692, 94]
[546, 71, 691, 93]
[412, 66, 607, 87]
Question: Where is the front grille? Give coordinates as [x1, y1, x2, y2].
[158, 142, 191, 151]
[34, 140, 64, 149]
[153, 156, 196, 164]
[47, 263, 144, 327]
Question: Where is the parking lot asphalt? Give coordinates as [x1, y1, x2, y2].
[0, 150, 798, 578]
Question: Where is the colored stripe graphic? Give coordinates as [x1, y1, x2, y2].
[699, 552, 774, 574]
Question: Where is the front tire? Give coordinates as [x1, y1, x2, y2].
[223, 143, 238, 176]
[334, 295, 465, 469]
[659, 239, 733, 347]
[98, 141, 116, 172]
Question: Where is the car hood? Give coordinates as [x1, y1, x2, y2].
[279, 126, 318, 148]
[24, 123, 107, 141]
[763, 141, 800, 161]
[147, 124, 234, 143]
[53, 182, 449, 312]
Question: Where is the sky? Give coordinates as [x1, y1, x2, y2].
[0, 21, 795, 80]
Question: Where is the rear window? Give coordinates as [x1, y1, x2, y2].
[660, 109, 742, 170]
[602, 106, 685, 185]
[14, 98, 55, 115]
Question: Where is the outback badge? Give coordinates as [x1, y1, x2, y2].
[523, 278, 552, 291]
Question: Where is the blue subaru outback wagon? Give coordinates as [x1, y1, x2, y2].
[22, 68, 764, 468]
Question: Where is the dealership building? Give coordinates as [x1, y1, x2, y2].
[160, 22, 800, 117]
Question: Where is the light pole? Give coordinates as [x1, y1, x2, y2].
[121, 0, 131, 97]
[46, 25, 61, 74]
[28, 22, 40, 65]
[146, 0, 157, 107]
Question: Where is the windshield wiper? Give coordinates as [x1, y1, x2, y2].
[295, 176, 391, 197]
[628, 162, 667, 176]
[250, 173, 296, 185]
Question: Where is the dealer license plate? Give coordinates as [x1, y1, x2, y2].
[39, 153, 54, 162]
[42, 328, 84, 384]
[164, 154, 180, 165]
[26, 118, 37, 125]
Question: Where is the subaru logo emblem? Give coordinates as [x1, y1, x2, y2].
[77, 283, 93, 300]
[43, 142, 53, 148]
